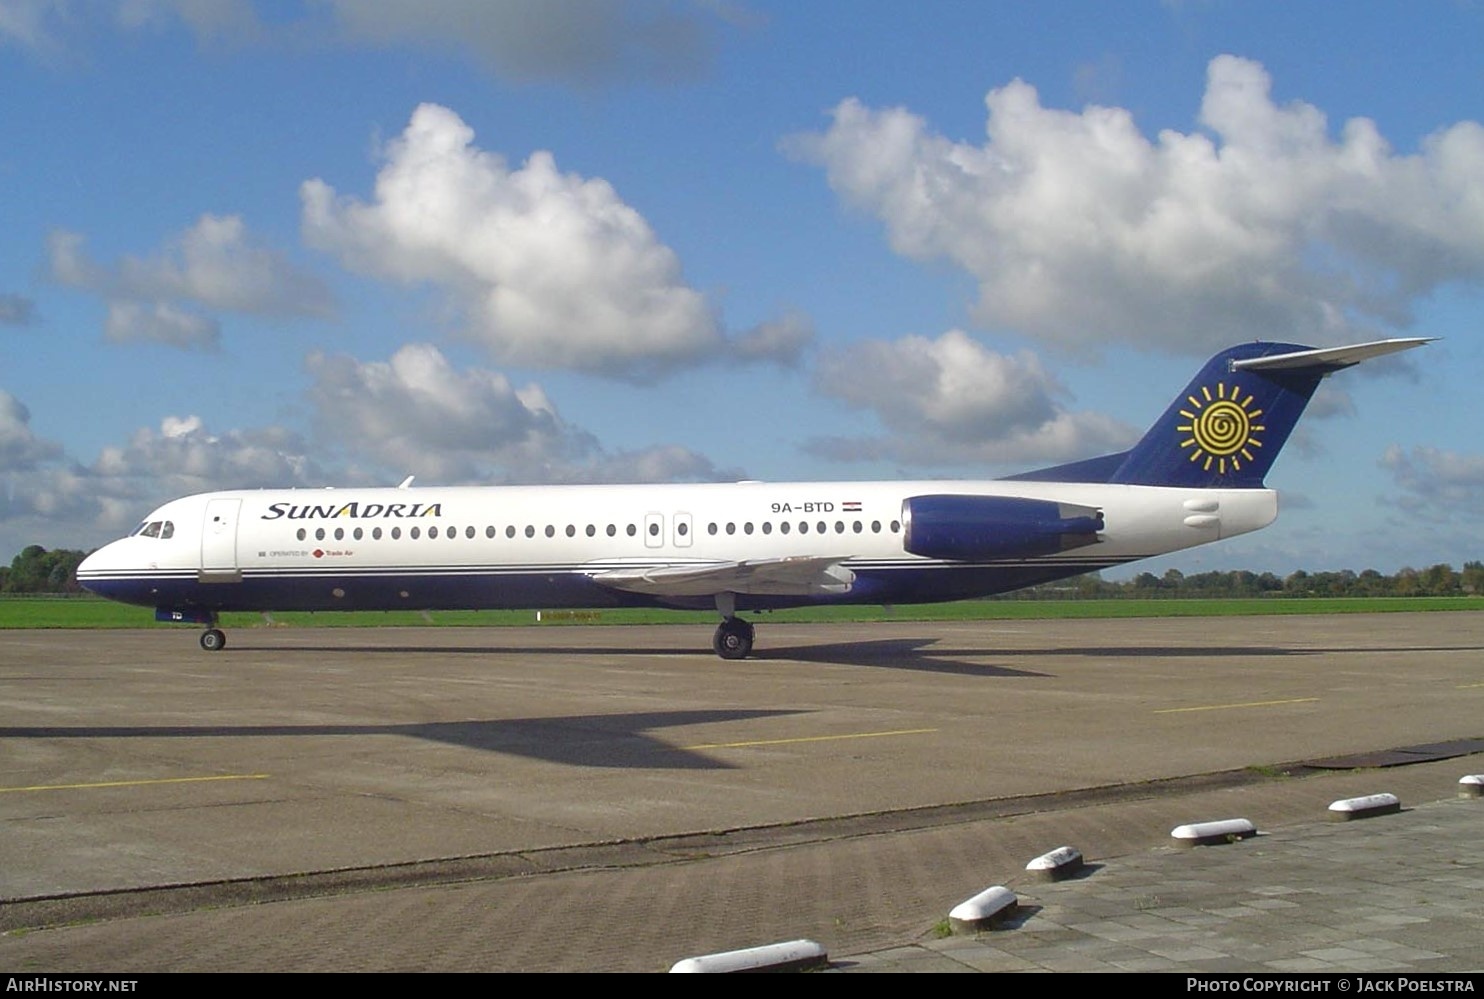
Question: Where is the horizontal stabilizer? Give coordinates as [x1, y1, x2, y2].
[1230, 337, 1433, 372]
[591, 555, 855, 597]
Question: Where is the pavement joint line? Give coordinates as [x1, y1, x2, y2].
[682, 728, 939, 750]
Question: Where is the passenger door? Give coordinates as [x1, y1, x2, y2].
[200, 498, 242, 581]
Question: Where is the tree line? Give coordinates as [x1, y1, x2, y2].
[2, 544, 1481, 598]
[1001, 562, 1484, 599]
[2, 547, 89, 594]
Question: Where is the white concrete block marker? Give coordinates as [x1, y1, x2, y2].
[948, 886, 1018, 933]
[1459, 775, 1484, 799]
[669, 939, 828, 973]
[1170, 818, 1257, 847]
[1025, 845, 1084, 881]
[1327, 792, 1400, 821]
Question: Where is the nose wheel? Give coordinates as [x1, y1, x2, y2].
[712, 617, 754, 660]
[199, 628, 227, 652]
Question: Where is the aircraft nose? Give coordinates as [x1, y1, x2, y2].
[76, 541, 124, 594]
[76, 547, 104, 593]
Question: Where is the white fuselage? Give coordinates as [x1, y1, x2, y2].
[77, 479, 1277, 615]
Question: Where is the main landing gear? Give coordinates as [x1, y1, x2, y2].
[712, 616, 754, 660]
[199, 627, 227, 652]
[711, 592, 754, 660]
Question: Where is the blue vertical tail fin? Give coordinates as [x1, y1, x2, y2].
[1109, 339, 1430, 489]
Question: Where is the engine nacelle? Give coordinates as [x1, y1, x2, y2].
[901, 494, 1103, 561]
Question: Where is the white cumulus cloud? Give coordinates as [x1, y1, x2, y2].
[808, 330, 1134, 467]
[303, 103, 805, 380]
[305, 343, 738, 484]
[305, 343, 597, 482]
[300, 104, 718, 377]
[1380, 444, 1484, 523]
[0, 390, 65, 471]
[788, 55, 1484, 354]
[104, 301, 220, 349]
[49, 216, 333, 349]
[1, 397, 321, 553]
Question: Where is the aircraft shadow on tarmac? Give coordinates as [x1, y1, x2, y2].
[245, 636, 1053, 676]
[754, 638, 1051, 676]
[0, 709, 800, 769]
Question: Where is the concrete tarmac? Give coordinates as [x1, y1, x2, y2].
[1, 612, 1481, 973]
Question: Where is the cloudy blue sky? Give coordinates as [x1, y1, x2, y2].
[2, 1, 1482, 577]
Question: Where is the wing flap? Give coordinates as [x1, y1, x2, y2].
[591, 556, 855, 597]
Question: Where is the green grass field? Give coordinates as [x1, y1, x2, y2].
[0, 594, 1478, 630]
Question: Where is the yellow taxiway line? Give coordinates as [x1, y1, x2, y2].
[0, 774, 270, 794]
[1154, 697, 1319, 715]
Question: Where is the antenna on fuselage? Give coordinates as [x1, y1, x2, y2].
[397, 475, 415, 489]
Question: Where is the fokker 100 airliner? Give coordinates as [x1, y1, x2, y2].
[78, 338, 1427, 658]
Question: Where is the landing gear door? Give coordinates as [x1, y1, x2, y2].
[200, 498, 242, 582]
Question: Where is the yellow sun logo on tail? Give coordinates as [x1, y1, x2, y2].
[1177, 383, 1265, 475]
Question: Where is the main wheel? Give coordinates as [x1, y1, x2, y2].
[200, 628, 227, 652]
[712, 618, 754, 660]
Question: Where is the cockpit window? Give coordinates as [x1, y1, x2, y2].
[133, 520, 175, 539]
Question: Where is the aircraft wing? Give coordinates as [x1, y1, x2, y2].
[590, 556, 856, 597]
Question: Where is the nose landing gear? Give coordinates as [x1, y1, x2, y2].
[157, 606, 227, 652]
